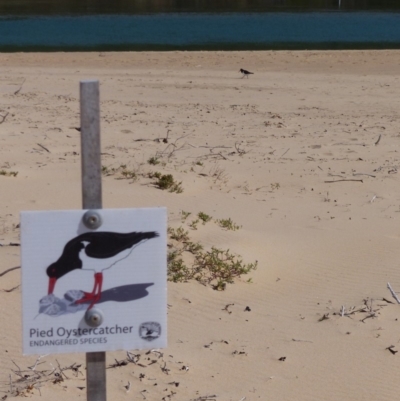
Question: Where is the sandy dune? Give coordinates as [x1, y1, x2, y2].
[1, 50, 400, 400]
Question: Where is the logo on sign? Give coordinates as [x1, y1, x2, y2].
[139, 322, 162, 341]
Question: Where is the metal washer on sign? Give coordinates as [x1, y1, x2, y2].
[83, 210, 103, 229]
[85, 308, 104, 327]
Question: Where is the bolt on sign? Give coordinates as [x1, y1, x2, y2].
[21, 207, 167, 355]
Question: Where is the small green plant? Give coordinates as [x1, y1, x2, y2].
[216, 218, 240, 231]
[189, 219, 200, 230]
[168, 226, 189, 242]
[148, 156, 160, 165]
[120, 169, 137, 180]
[167, 226, 256, 290]
[181, 210, 191, 222]
[167, 250, 191, 283]
[102, 165, 114, 175]
[154, 174, 183, 193]
[0, 170, 18, 177]
[102, 164, 137, 181]
[271, 182, 280, 190]
[167, 245, 257, 290]
[192, 247, 257, 290]
[184, 241, 203, 254]
[167, 215, 256, 290]
[198, 212, 212, 224]
[148, 171, 162, 179]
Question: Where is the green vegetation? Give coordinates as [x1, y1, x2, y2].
[147, 156, 160, 165]
[167, 216, 256, 290]
[198, 212, 212, 224]
[0, 170, 18, 177]
[154, 174, 183, 193]
[189, 219, 200, 230]
[168, 226, 189, 242]
[216, 218, 241, 231]
[102, 164, 137, 181]
[181, 210, 191, 222]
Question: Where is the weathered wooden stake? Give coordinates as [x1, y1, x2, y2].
[80, 80, 106, 401]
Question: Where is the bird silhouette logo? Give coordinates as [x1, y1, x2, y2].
[41, 231, 159, 315]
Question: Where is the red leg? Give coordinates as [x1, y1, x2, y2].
[87, 273, 103, 310]
[75, 272, 103, 309]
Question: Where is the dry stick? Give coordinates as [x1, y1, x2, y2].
[0, 111, 9, 124]
[193, 395, 218, 401]
[14, 78, 26, 95]
[235, 142, 246, 155]
[353, 173, 376, 178]
[375, 134, 382, 145]
[197, 153, 228, 161]
[11, 360, 21, 375]
[292, 338, 313, 343]
[324, 179, 363, 183]
[0, 266, 20, 277]
[37, 143, 50, 153]
[199, 145, 231, 149]
[387, 282, 400, 304]
[28, 355, 48, 371]
[56, 360, 69, 380]
[3, 284, 20, 293]
[280, 148, 290, 158]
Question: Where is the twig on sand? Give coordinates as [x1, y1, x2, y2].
[387, 282, 400, 304]
[28, 355, 48, 371]
[279, 148, 290, 158]
[0, 111, 9, 124]
[37, 143, 50, 153]
[2, 284, 20, 293]
[198, 152, 228, 161]
[156, 133, 191, 159]
[324, 179, 363, 183]
[386, 345, 398, 355]
[14, 78, 26, 95]
[375, 134, 382, 146]
[353, 173, 376, 178]
[192, 395, 218, 401]
[0, 266, 20, 277]
[292, 338, 313, 343]
[235, 142, 246, 156]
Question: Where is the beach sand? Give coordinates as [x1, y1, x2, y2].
[1, 50, 400, 400]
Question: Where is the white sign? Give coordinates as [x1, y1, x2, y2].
[21, 208, 167, 355]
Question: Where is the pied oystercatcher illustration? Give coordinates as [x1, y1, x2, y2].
[239, 68, 254, 78]
[46, 231, 158, 310]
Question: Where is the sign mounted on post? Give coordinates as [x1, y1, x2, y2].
[21, 207, 167, 355]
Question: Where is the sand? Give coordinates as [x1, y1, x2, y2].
[1, 50, 400, 400]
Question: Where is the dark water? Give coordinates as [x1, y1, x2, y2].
[1, 0, 400, 15]
[1, 0, 400, 51]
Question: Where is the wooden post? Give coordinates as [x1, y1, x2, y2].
[80, 80, 106, 401]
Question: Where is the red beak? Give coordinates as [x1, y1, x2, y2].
[48, 277, 57, 294]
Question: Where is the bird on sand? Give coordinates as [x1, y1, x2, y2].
[239, 68, 254, 78]
[46, 231, 158, 310]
